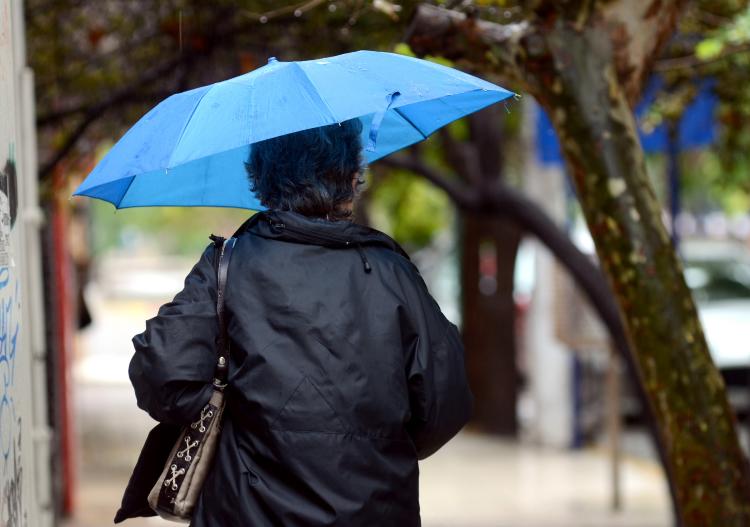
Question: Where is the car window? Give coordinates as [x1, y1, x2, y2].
[685, 261, 750, 302]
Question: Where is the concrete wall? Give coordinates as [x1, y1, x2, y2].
[521, 100, 575, 448]
[0, 1, 53, 525]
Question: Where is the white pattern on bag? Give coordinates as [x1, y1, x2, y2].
[165, 464, 186, 491]
[191, 405, 214, 433]
[177, 436, 199, 462]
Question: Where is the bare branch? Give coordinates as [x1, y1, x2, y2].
[693, 7, 734, 28]
[599, 0, 689, 104]
[406, 4, 528, 85]
[39, 113, 101, 182]
[38, 53, 188, 180]
[654, 41, 750, 72]
[408, 2, 687, 106]
[437, 128, 482, 186]
[382, 149, 633, 373]
[238, 0, 328, 22]
[486, 183, 630, 359]
[33, 28, 169, 94]
[38, 90, 177, 127]
[376, 154, 480, 208]
[37, 105, 89, 127]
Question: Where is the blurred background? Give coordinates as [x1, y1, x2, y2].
[3, 0, 750, 526]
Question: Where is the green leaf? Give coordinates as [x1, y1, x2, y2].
[370, 169, 452, 251]
[393, 42, 415, 57]
[696, 39, 724, 61]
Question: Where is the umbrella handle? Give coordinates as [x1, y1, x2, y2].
[366, 91, 401, 152]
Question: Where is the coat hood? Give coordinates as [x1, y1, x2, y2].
[234, 210, 410, 260]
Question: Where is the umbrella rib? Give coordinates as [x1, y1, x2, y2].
[167, 87, 213, 168]
[115, 175, 137, 209]
[393, 108, 428, 141]
[291, 63, 340, 123]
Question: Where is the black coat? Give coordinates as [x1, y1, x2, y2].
[128, 210, 473, 526]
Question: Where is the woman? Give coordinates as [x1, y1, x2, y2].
[129, 119, 473, 526]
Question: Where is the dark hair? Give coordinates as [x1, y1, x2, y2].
[246, 119, 364, 219]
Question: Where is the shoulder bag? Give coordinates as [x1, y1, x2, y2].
[146, 235, 236, 522]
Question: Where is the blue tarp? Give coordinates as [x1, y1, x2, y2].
[536, 78, 717, 165]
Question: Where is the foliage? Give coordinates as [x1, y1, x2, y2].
[88, 200, 251, 256]
[369, 163, 453, 250]
[653, 0, 750, 195]
[26, 0, 414, 182]
[27, 0, 460, 254]
[695, 5, 750, 60]
[681, 149, 750, 214]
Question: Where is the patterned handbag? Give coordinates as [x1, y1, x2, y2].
[147, 236, 236, 522]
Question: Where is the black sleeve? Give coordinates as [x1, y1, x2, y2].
[400, 264, 473, 460]
[129, 244, 219, 424]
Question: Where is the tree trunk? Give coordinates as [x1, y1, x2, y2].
[459, 108, 521, 435]
[407, 4, 750, 524]
[461, 213, 521, 435]
[534, 23, 750, 525]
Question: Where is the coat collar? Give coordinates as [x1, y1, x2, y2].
[234, 210, 410, 259]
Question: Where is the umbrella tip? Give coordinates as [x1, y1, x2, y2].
[268, 56, 278, 64]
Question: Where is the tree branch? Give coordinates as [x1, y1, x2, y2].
[377, 154, 480, 208]
[33, 28, 171, 95]
[380, 150, 631, 363]
[35, 3, 333, 177]
[468, 107, 504, 183]
[238, 0, 328, 22]
[38, 53, 187, 180]
[654, 41, 750, 72]
[485, 183, 630, 359]
[406, 4, 528, 86]
[437, 128, 483, 187]
[38, 90, 174, 127]
[407, 1, 688, 106]
[39, 112, 102, 182]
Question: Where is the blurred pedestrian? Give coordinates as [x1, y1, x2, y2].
[128, 119, 472, 526]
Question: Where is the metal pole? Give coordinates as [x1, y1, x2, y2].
[667, 120, 681, 248]
[607, 343, 622, 512]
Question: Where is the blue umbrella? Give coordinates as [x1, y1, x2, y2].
[74, 50, 515, 209]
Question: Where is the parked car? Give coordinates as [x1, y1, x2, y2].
[682, 239, 750, 402]
[577, 236, 750, 428]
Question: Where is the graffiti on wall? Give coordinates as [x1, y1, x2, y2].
[0, 0, 27, 522]
[1, 418, 23, 527]
[0, 1, 26, 524]
[0, 146, 23, 527]
[0, 151, 17, 269]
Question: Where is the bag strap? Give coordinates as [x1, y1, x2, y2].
[210, 235, 236, 389]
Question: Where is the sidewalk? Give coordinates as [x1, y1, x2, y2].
[65, 420, 671, 527]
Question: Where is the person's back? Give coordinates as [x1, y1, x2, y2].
[129, 120, 472, 526]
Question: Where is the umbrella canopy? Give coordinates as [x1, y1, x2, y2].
[74, 50, 515, 210]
